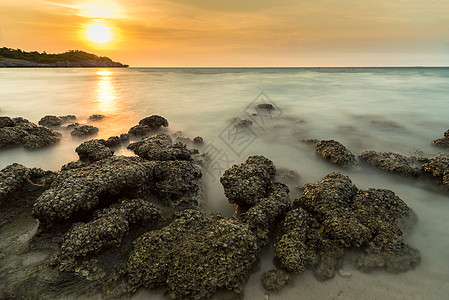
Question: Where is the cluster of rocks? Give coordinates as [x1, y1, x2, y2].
[274, 172, 420, 281]
[38, 115, 77, 127]
[0, 116, 61, 149]
[431, 129, 449, 149]
[128, 115, 169, 136]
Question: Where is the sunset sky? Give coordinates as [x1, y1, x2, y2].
[1, 0, 448, 67]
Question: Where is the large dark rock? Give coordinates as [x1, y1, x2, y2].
[138, 115, 169, 129]
[359, 151, 421, 176]
[127, 133, 192, 161]
[0, 116, 16, 128]
[315, 140, 357, 167]
[128, 124, 151, 136]
[220, 156, 276, 206]
[32, 155, 202, 222]
[123, 210, 260, 300]
[71, 125, 99, 137]
[51, 198, 162, 272]
[422, 153, 449, 190]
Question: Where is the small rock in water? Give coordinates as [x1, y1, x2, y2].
[338, 268, 351, 279]
[88, 114, 105, 121]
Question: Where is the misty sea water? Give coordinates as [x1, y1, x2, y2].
[1, 67, 449, 299]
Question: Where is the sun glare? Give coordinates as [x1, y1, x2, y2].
[86, 23, 112, 43]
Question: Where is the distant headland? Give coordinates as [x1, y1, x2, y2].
[0, 47, 128, 68]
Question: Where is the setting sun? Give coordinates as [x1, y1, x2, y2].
[86, 23, 112, 43]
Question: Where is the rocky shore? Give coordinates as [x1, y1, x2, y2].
[1, 111, 447, 299]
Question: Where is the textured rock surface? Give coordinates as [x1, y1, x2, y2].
[359, 151, 421, 176]
[274, 173, 420, 280]
[220, 156, 276, 206]
[0, 117, 61, 149]
[32, 155, 202, 222]
[138, 115, 169, 129]
[88, 114, 105, 121]
[128, 133, 192, 161]
[431, 129, 449, 149]
[422, 153, 449, 190]
[71, 125, 99, 137]
[128, 124, 151, 136]
[124, 210, 260, 300]
[51, 198, 162, 272]
[75, 139, 114, 162]
[315, 140, 357, 167]
[256, 103, 275, 110]
[38, 115, 63, 126]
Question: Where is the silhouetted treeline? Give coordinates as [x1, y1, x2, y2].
[0, 48, 115, 64]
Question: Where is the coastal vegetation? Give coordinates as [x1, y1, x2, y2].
[0, 47, 128, 67]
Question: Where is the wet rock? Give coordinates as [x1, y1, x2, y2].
[193, 136, 204, 144]
[88, 114, 105, 121]
[71, 125, 99, 137]
[233, 118, 253, 128]
[60, 115, 77, 123]
[128, 133, 192, 161]
[138, 115, 169, 129]
[38, 115, 63, 126]
[256, 103, 275, 110]
[315, 140, 357, 167]
[261, 269, 290, 291]
[422, 153, 449, 190]
[0, 164, 55, 226]
[220, 155, 276, 206]
[75, 139, 114, 162]
[33, 156, 202, 222]
[119, 133, 130, 142]
[359, 151, 421, 176]
[128, 124, 151, 136]
[101, 136, 121, 148]
[66, 122, 79, 129]
[0, 116, 16, 128]
[0, 118, 61, 150]
[431, 129, 449, 149]
[51, 198, 162, 272]
[123, 209, 260, 300]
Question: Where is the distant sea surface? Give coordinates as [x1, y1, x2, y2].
[1, 67, 449, 299]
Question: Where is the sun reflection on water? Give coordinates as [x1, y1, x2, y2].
[95, 69, 117, 114]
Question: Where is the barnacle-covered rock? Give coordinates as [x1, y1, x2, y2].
[193, 136, 204, 144]
[0, 117, 61, 149]
[75, 139, 114, 162]
[359, 151, 421, 176]
[60, 115, 77, 123]
[38, 115, 63, 126]
[0, 116, 16, 128]
[261, 269, 290, 291]
[33, 156, 202, 222]
[71, 125, 99, 137]
[315, 140, 357, 167]
[128, 124, 151, 136]
[0, 163, 55, 226]
[124, 209, 260, 300]
[88, 114, 105, 121]
[220, 155, 276, 206]
[431, 129, 449, 149]
[101, 136, 121, 147]
[138, 115, 169, 129]
[128, 133, 192, 161]
[51, 198, 162, 272]
[422, 153, 449, 189]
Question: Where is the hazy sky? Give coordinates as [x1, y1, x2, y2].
[1, 0, 448, 66]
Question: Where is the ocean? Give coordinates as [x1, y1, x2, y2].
[1, 67, 449, 299]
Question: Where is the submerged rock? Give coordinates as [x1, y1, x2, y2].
[88, 114, 105, 121]
[233, 118, 253, 128]
[51, 198, 162, 272]
[315, 140, 357, 167]
[128, 133, 192, 161]
[138, 115, 169, 129]
[422, 153, 449, 190]
[359, 151, 421, 176]
[123, 209, 260, 300]
[71, 125, 99, 137]
[261, 269, 290, 291]
[256, 103, 275, 110]
[193, 136, 204, 144]
[220, 155, 276, 206]
[0, 117, 61, 150]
